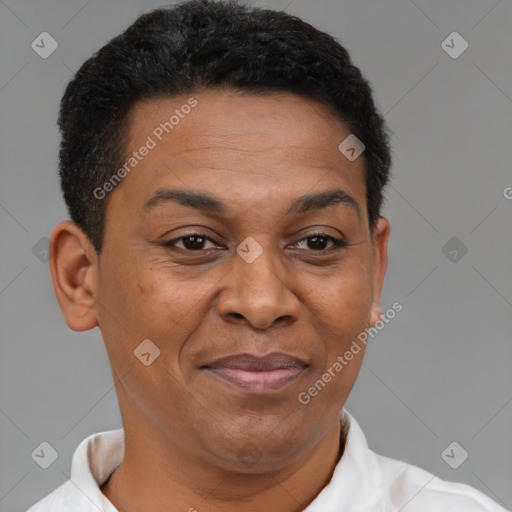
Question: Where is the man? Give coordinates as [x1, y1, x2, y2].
[28, 1, 507, 510]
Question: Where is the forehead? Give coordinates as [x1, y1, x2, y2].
[127, 89, 355, 161]
[113, 90, 366, 217]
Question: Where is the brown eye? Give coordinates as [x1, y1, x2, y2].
[181, 235, 208, 250]
[294, 232, 347, 251]
[305, 235, 330, 250]
[164, 233, 218, 251]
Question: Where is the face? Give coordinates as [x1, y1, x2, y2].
[56, 90, 389, 473]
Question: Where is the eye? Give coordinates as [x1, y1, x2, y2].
[162, 231, 347, 253]
[164, 233, 219, 251]
[293, 232, 347, 251]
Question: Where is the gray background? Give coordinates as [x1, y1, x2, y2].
[1, 0, 511, 510]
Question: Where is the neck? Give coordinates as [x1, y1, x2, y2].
[101, 417, 348, 512]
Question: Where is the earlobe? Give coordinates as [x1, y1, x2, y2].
[369, 216, 390, 327]
[49, 221, 100, 332]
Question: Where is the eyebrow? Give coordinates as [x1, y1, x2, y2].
[288, 188, 360, 220]
[143, 187, 361, 220]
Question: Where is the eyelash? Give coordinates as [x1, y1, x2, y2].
[163, 231, 347, 252]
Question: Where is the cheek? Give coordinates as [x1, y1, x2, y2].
[137, 276, 213, 343]
[305, 256, 374, 333]
[298, 266, 371, 410]
[97, 258, 220, 357]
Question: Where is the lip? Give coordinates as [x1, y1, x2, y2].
[202, 352, 307, 393]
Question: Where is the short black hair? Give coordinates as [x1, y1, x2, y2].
[58, 0, 392, 253]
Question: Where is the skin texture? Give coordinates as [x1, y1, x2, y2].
[49, 90, 390, 512]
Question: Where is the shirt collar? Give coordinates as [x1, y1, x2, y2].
[304, 409, 378, 511]
[69, 409, 371, 511]
[70, 428, 124, 511]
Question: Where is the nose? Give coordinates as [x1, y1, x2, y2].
[217, 245, 301, 330]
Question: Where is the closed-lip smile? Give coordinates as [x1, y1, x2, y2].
[202, 352, 307, 393]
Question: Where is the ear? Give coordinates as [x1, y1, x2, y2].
[368, 216, 390, 327]
[49, 221, 100, 331]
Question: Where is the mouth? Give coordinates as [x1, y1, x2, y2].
[201, 352, 307, 393]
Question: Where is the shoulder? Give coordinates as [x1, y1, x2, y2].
[341, 411, 508, 511]
[26, 428, 123, 511]
[375, 453, 509, 511]
[26, 481, 78, 511]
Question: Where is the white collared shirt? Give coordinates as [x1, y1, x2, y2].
[27, 410, 508, 511]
